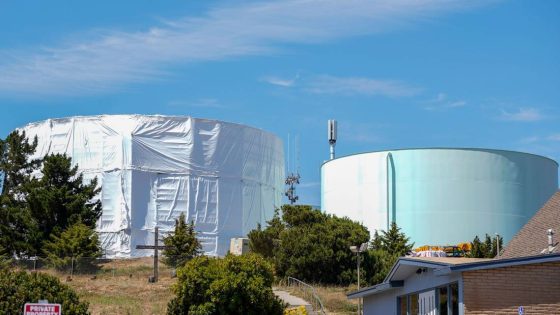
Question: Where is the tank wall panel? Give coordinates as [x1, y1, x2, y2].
[322, 149, 558, 245]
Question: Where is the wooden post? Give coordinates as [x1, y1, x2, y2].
[154, 227, 159, 282]
[136, 226, 171, 283]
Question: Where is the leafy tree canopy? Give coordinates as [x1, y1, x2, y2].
[168, 254, 285, 315]
[249, 204, 369, 285]
[0, 269, 89, 315]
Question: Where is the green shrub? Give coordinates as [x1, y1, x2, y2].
[162, 213, 202, 268]
[0, 270, 89, 314]
[167, 254, 285, 315]
[42, 222, 101, 272]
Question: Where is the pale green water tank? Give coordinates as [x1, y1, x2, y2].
[321, 148, 558, 246]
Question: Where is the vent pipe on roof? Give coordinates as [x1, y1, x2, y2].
[547, 229, 555, 254]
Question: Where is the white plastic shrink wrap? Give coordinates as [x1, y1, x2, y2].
[21, 115, 285, 257]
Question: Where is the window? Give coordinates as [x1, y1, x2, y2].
[398, 282, 459, 315]
[399, 296, 408, 315]
[410, 294, 419, 315]
[439, 286, 448, 315]
[450, 283, 459, 314]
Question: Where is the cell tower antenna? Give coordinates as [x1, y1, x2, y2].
[285, 133, 300, 205]
[287, 133, 291, 173]
[295, 134, 300, 174]
[328, 120, 337, 160]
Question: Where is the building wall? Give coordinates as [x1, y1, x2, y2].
[322, 148, 558, 246]
[362, 268, 461, 314]
[463, 262, 560, 314]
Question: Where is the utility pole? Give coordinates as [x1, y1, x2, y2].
[350, 242, 368, 315]
[495, 233, 500, 258]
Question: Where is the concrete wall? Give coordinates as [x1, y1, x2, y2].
[463, 261, 560, 314]
[322, 148, 558, 246]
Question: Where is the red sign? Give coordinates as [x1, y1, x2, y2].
[23, 303, 62, 315]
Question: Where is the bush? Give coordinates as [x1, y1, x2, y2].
[284, 306, 308, 315]
[42, 222, 101, 272]
[0, 270, 89, 314]
[162, 213, 202, 268]
[167, 254, 285, 315]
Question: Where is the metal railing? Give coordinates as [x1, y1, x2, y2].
[286, 276, 326, 315]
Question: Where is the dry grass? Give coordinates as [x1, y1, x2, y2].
[48, 258, 176, 315]
[26, 259, 360, 315]
[276, 284, 358, 315]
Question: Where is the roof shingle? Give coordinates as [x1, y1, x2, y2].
[501, 191, 560, 258]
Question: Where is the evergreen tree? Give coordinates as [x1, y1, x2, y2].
[483, 234, 493, 257]
[0, 131, 40, 256]
[162, 213, 202, 268]
[370, 230, 383, 251]
[248, 209, 284, 258]
[362, 249, 398, 285]
[375, 222, 414, 256]
[468, 236, 485, 258]
[467, 234, 503, 258]
[27, 153, 101, 252]
[43, 222, 101, 271]
[0, 130, 40, 195]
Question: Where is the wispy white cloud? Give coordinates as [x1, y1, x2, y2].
[306, 75, 422, 97]
[168, 98, 224, 108]
[0, 0, 493, 97]
[262, 73, 420, 97]
[547, 134, 560, 141]
[423, 92, 467, 110]
[261, 74, 300, 87]
[500, 108, 545, 122]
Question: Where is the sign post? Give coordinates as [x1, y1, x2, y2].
[24, 302, 61, 315]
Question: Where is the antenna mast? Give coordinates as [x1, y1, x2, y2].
[328, 120, 337, 160]
[285, 134, 300, 205]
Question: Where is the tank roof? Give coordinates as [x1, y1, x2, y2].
[18, 114, 277, 137]
[322, 147, 558, 167]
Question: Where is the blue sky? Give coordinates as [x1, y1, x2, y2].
[0, 0, 559, 206]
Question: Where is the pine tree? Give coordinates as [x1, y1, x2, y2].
[0, 131, 40, 257]
[377, 222, 414, 256]
[370, 230, 383, 250]
[467, 234, 502, 258]
[248, 209, 284, 258]
[26, 153, 101, 252]
[162, 213, 202, 268]
[468, 235, 484, 258]
[0, 130, 40, 195]
[43, 222, 101, 271]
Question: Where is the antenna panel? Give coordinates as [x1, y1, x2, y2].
[328, 120, 337, 142]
